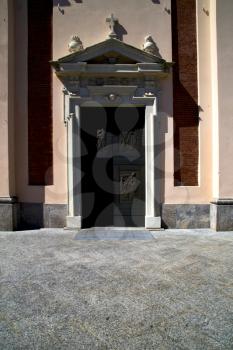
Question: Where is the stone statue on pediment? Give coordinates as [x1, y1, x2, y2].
[68, 35, 84, 53]
[143, 35, 158, 56]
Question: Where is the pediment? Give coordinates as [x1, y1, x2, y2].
[52, 38, 165, 66]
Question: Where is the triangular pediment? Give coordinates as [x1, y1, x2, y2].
[53, 38, 165, 65]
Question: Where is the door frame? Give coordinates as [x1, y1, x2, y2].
[65, 88, 161, 229]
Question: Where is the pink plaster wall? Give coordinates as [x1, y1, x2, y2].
[12, 0, 214, 204]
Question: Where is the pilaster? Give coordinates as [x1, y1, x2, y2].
[210, 0, 233, 230]
[66, 100, 82, 229]
[145, 103, 161, 229]
[0, 0, 17, 230]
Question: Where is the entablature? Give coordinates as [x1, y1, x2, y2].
[51, 37, 172, 101]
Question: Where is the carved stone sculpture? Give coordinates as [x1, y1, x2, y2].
[68, 35, 84, 53]
[96, 128, 106, 149]
[144, 91, 155, 97]
[120, 172, 138, 195]
[106, 14, 118, 39]
[108, 93, 117, 101]
[142, 35, 158, 56]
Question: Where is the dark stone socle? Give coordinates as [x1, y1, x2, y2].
[0, 203, 18, 231]
[2, 202, 233, 231]
[162, 204, 210, 229]
[210, 201, 233, 231]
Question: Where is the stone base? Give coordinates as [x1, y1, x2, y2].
[145, 216, 161, 230]
[66, 216, 82, 229]
[19, 203, 44, 229]
[4, 201, 233, 231]
[0, 197, 19, 231]
[44, 204, 67, 228]
[161, 204, 210, 229]
[18, 203, 67, 230]
[210, 200, 233, 231]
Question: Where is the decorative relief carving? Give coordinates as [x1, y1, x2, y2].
[68, 35, 84, 53]
[107, 93, 118, 101]
[62, 76, 159, 100]
[120, 171, 139, 197]
[61, 75, 159, 101]
[64, 112, 74, 126]
[144, 91, 155, 97]
[61, 79, 81, 96]
[62, 87, 68, 95]
[96, 129, 106, 149]
[79, 77, 145, 87]
[62, 86, 79, 96]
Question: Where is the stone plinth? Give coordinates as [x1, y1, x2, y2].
[210, 200, 233, 231]
[0, 198, 18, 231]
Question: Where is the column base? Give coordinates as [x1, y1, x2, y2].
[66, 216, 82, 229]
[0, 197, 18, 231]
[210, 199, 233, 231]
[44, 204, 67, 228]
[145, 216, 161, 230]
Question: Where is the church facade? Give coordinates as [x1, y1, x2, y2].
[1, 0, 233, 231]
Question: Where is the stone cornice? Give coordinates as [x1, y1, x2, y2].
[51, 38, 166, 65]
[0, 197, 17, 204]
[55, 62, 170, 77]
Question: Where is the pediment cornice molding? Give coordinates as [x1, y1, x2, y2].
[51, 38, 172, 98]
[51, 38, 167, 66]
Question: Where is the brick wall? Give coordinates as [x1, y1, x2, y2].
[28, 0, 53, 185]
[172, 0, 199, 186]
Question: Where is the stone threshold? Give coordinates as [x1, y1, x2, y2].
[75, 227, 156, 240]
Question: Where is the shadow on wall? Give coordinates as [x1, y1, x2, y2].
[115, 22, 128, 41]
[53, 1, 162, 6]
[53, 1, 162, 7]
[150, 39, 162, 59]
[53, 0, 83, 6]
[53, 0, 82, 14]
[173, 82, 199, 186]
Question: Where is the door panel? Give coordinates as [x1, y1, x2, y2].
[81, 107, 145, 228]
[81, 108, 113, 228]
[112, 107, 145, 227]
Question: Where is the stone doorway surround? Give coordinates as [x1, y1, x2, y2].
[51, 38, 172, 229]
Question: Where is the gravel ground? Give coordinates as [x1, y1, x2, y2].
[0, 228, 233, 350]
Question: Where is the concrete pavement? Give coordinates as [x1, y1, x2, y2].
[0, 228, 233, 349]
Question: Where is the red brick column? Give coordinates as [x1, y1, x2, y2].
[172, 0, 199, 186]
[28, 0, 53, 185]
